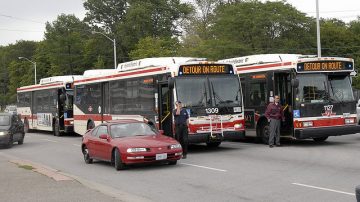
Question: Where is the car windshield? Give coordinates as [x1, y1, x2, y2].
[0, 115, 10, 126]
[110, 122, 158, 138]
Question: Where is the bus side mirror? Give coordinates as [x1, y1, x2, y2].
[59, 94, 66, 102]
[291, 79, 299, 88]
[168, 78, 174, 89]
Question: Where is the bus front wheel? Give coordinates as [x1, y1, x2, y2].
[87, 120, 95, 130]
[53, 119, 61, 137]
[260, 123, 270, 145]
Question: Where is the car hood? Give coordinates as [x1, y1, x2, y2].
[112, 135, 179, 148]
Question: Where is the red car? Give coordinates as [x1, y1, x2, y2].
[81, 119, 183, 170]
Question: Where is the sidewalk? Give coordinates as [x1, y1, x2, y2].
[0, 155, 120, 202]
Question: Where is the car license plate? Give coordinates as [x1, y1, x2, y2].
[156, 153, 167, 160]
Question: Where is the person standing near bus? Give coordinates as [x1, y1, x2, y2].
[173, 101, 189, 159]
[265, 95, 284, 148]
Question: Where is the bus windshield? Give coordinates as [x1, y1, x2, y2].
[328, 75, 354, 102]
[297, 73, 354, 103]
[175, 75, 241, 108]
[175, 77, 209, 108]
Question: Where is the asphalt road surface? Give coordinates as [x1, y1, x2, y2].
[1, 132, 359, 202]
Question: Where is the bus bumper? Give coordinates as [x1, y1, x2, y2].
[294, 125, 360, 139]
[64, 126, 74, 133]
[188, 131, 245, 143]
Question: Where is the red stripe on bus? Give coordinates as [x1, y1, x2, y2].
[74, 114, 113, 122]
[237, 62, 292, 71]
[17, 83, 64, 92]
[293, 117, 350, 128]
[74, 67, 165, 84]
[20, 115, 37, 119]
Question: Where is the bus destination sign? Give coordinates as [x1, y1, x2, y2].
[297, 61, 353, 72]
[179, 64, 233, 75]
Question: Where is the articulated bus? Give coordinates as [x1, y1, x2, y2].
[73, 57, 244, 147]
[17, 76, 82, 136]
[220, 54, 360, 143]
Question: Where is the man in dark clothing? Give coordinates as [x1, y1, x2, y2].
[265, 95, 285, 148]
[173, 101, 189, 159]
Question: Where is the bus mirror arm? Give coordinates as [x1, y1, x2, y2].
[291, 79, 299, 88]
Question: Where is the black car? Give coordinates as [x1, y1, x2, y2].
[0, 113, 25, 148]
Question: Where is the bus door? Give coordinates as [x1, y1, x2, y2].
[157, 81, 173, 137]
[58, 89, 65, 131]
[273, 72, 293, 135]
[102, 82, 110, 122]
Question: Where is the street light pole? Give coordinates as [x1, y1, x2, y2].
[18, 57, 37, 84]
[92, 31, 117, 69]
[316, 0, 321, 57]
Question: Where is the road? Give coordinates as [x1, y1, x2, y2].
[1, 132, 359, 202]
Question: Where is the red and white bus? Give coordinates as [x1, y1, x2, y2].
[220, 54, 360, 143]
[73, 57, 245, 147]
[17, 76, 82, 136]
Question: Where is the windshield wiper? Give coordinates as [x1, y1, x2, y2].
[210, 81, 225, 106]
[195, 82, 209, 107]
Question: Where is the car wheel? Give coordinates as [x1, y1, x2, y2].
[53, 119, 61, 137]
[83, 146, 93, 164]
[168, 160, 177, 165]
[206, 142, 221, 147]
[313, 136, 328, 142]
[24, 119, 30, 133]
[7, 134, 13, 148]
[114, 148, 126, 170]
[18, 134, 25, 145]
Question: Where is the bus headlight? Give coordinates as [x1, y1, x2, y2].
[234, 124, 243, 129]
[302, 121, 313, 127]
[127, 148, 147, 153]
[345, 118, 355, 124]
[0, 131, 7, 136]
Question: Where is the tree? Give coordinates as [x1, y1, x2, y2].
[129, 37, 180, 59]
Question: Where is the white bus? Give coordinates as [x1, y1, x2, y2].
[73, 57, 245, 147]
[17, 76, 82, 136]
[220, 54, 360, 143]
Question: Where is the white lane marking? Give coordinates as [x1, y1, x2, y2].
[292, 183, 355, 196]
[73, 144, 81, 147]
[180, 163, 227, 172]
[41, 139, 58, 143]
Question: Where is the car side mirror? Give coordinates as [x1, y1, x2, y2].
[159, 130, 164, 135]
[291, 79, 299, 88]
[99, 134, 110, 141]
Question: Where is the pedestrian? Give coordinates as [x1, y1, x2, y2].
[265, 95, 285, 148]
[173, 101, 189, 159]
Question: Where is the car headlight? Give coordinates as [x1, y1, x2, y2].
[127, 148, 147, 153]
[0, 131, 7, 136]
[170, 144, 182, 149]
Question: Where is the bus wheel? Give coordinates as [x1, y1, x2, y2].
[53, 119, 61, 137]
[260, 123, 270, 145]
[313, 137, 328, 142]
[24, 119, 30, 133]
[206, 142, 221, 147]
[87, 120, 95, 130]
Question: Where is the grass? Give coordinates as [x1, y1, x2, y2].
[18, 165, 34, 170]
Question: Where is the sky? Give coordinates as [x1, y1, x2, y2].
[0, 0, 359, 46]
